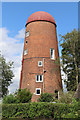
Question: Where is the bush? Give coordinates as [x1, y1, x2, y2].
[38, 93, 53, 102]
[3, 94, 18, 104]
[15, 88, 32, 103]
[2, 102, 80, 119]
[58, 91, 75, 104]
[3, 88, 32, 104]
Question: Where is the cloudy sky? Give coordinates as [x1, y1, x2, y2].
[0, 27, 24, 93]
[0, 2, 78, 93]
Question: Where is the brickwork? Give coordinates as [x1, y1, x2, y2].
[20, 16, 62, 102]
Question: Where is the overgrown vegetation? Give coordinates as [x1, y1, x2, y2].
[2, 101, 80, 119]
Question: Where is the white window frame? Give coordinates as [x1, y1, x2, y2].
[26, 31, 29, 37]
[36, 88, 41, 95]
[50, 48, 55, 60]
[24, 49, 28, 55]
[38, 61, 42, 67]
[36, 75, 43, 82]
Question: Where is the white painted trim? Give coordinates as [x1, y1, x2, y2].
[36, 75, 43, 82]
[26, 31, 29, 37]
[50, 48, 55, 60]
[38, 61, 43, 67]
[24, 49, 28, 55]
[36, 88, 41, 95]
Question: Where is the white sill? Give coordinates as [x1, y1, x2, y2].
[26, 36, 29, 37]
[24, 53, 28, 55]
[38, 65, 43, 67]
[36, 81, 43, 82]
[36, 94, 41, 95]
[51, 58, 55, 60]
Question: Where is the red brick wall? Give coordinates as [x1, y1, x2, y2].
[20, 21, 62, 102]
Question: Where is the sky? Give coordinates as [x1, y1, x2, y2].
[0, 2, 78, 93]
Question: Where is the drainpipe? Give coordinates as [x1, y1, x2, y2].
[43, 58, 45, 94]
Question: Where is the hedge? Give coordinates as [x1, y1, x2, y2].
[2, 102, 80, 119]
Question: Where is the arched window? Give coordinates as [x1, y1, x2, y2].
[50, 48, 55, 60]
[26, 31, 29, 37]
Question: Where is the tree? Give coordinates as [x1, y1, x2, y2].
[59, 29, 80, 91]
[0, 54, 14, 97]
[15, 88, 32, 103]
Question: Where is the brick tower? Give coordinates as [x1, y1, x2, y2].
[19, 11, 62, 102]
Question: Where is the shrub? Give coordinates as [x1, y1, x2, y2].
[3, 94, 18, 104]
[2, 102, 80, 119]
[15, 88, 32, 103]
[58, 91, 75, 104]
[38, 93, 53, 102]
[3, 88, 32, 104]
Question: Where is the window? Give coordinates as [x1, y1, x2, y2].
[38, 61, 42, 66]
[24, 49, 28, 55]
[50, 48, 55, 60]
[36, 75, 39, 81]
[36, 88, 41, 95]
[36, 75, 43, 82]
[26, 41, 28, 44]
[26, 31, 29, 37]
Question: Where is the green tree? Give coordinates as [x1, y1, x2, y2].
[38, 93, 53, 102]
[15, 88, 32, 103]
[0, 54, 14, 97]
[59, 29, 80, 91]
